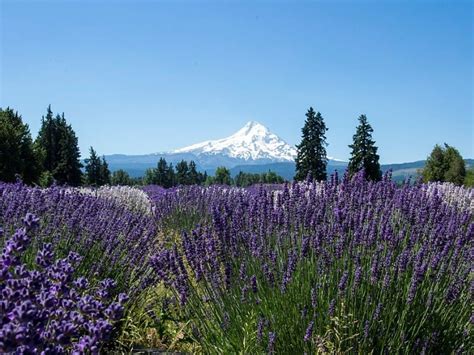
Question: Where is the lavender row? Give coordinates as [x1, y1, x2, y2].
[146, 172, 473, 353]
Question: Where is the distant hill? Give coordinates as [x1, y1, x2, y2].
[100, 121, 473, 181]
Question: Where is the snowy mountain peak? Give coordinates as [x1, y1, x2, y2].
[173, 121, 297, 162]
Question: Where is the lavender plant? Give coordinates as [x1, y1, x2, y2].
[0, 182, 160, 296]
[0, 213, 128, 353]
[77, 185, 154, 215]
[148, 172, 473, 353]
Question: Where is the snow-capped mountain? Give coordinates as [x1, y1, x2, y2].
[174, 121, 297, 162]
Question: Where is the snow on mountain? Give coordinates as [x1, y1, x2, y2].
[174, 121, 298, 162]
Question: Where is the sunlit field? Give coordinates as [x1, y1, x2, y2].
[1, 173, 472, 353]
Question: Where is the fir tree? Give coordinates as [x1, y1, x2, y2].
[35, 105, 57, 173]
[99, 156, 111, 185]
[176, 160, 190, 185]
[155, 158, 169, 186]
[188, 160, 200, 185]
[0, 107, 42, 184]
[347, 114, 382, 181]
[85, 147, 102, 186]
[295, 107, 328, 181]
[36, 107, 82, 186]
[214, 166, 232, 185]
[111, 169, 132, 186]
[143, 168, 158, 185]
[54, 114, 83, 186]
[166, 163, 176, 188]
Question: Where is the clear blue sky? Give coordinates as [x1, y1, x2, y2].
[1, 0, 472, 163]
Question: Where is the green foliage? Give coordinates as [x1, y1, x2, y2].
[0, 107, 42, 184]
[295, 107, 328, 181]
[38, 171, 54, 188]
[234, 170, 285, 187]
[100, 156, 111, 185]
[443, 145, 466, 185]
[213, 166, 232, 185]
[144, 158, 205, 187]
[35, 106, 82, 186]
[111, 169, 133, 186]
[464, 167, 474, 187]
[85, 147, 111, 186]
[422, 144, 466, 185]
[176, 160, 190, 185]
[347, 114, 382, 181]
[85, 147, 101, 186]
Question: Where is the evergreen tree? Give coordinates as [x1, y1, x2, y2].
[54, 114, 83, 186]
[99, 156, 111, 185]
[176, 160, 190, 185]
[295, 107, 328, 181]
[36, 107, 82, 186]
[111, 169, 132, 186]
[35, 105, 57, 173]
[143, 168, 158, 185]
[204, 174, 215, 186]
[188, 160, 200, 185]
[201, 171, 208, 185]
[166, 163, 176, 188]
[0, 107, 42, 184]
[422, 144, 466, 185]
[85, 147, 102, 186]
[156, 158, 169, 186]
[347, 114, 382, 181]
[214, 166, 232, 185]
[443, 145, 466, 186]
[422, 145, 446, 182]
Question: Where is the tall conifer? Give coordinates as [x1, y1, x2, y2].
[347, 114, 381, 181]
[295, 107, 328, 181]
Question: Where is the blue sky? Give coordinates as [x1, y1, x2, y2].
[1, 0, 472, 163]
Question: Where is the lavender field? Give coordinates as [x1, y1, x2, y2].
[1, 173, 473, 353]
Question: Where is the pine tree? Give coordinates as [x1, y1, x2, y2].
[111, 169, 132, 186]
[54, 114, 83, 186]
[85, 147, 102, 186]
[295, 107, 328, 181]
[347, 114, 382, 181]
[156, 158, 168, 186]
[36, 107, 82, 186]
[143, 168, 158, 185]
[214, 166, 232, 185]
[166, 163, 176, 188]
[35, 105, 57, 173]
[176, 160, 190, 185]
[99, 156, 111, 185]
[0, 107, 42, 184]
[201, 171, 208, 185]
[188, 160, 200, 185]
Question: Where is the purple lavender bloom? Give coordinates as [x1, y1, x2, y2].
[250, 275, 258, 293]
[0, 214, 127, 354]
[328, 299, 336, 317]
[311, 287, 317, 309]
[268, 331, 276, 354]
[257, 317, 265, 343]
[364, 320, 370, 339]
[338, 271, 349, 294]
[304, 320, 314, 342]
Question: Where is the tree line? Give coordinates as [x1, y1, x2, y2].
[1, 105, 471, 187]
[294, 107, 472, 186]
[0, 106, 287, 187]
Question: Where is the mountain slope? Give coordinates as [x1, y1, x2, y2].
[174, 121, 297, 162]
